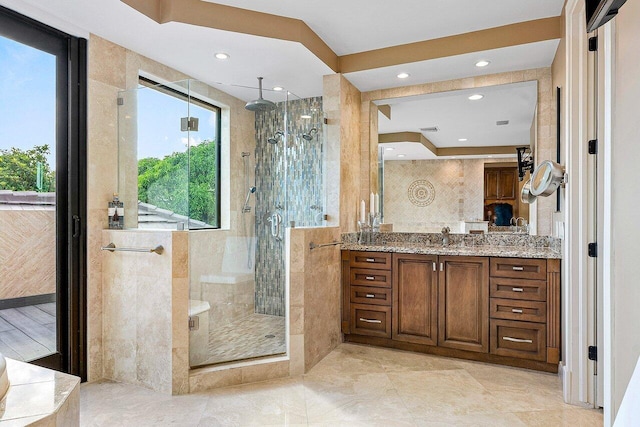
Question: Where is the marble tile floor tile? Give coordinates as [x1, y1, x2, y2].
[81, 343, 603, 426]
[199, 313, 286, 366]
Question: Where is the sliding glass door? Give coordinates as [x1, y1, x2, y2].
[0, 6, 86, 379]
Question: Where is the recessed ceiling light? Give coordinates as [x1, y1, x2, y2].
[397, 72, 410, 79]
[397, 154, 406, 158]
[458, 138, 468, 142]
[301, 114, 312, 119]
[475, 60, 490, 67]
[214, 52, 230, 60]
[468, 94, 484, 101]
[272, 86, 284, 91]
[385, 147, 395, 151]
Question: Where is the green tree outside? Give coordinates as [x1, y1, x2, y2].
[0, 145, 55, 192]
[138, 139, 218, 226]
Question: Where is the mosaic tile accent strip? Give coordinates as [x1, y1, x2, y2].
[254, 96, 325, 316]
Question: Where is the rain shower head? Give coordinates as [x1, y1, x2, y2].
[267, 131, 284, 144]
[245, 77, 277, 112]
[302, 127, 318, 141]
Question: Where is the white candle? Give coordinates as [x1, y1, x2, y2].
[370, 192, 375, 215]
[375, 193, 380, 215]
[360, 200, 366, 223]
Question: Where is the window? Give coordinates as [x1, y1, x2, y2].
[136, 77, 221, 229]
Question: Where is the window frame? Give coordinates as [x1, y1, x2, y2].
[137, 76, 222, 229]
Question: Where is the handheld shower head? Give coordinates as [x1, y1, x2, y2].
[267, 131, 284, 144]
[242, 186, 257, 213]
[302, 127, 318, 141]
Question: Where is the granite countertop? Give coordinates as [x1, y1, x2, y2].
[341, 242, 561, 259]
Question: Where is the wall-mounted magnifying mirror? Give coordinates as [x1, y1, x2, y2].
[521, 179, 537, 204]
[529, 160, 566, 197]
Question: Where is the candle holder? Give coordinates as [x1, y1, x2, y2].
[371, 213, 381, 233]
[357, 218, 371, 244]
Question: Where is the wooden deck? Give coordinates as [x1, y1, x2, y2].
[0, 303, 56, 361]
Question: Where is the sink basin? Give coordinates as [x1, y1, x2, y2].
[0, 353, 8, 400]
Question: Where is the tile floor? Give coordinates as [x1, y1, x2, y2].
[0, 303, 56, 361]
[80, 343, 603, 426]
[201, 313, 286, 366]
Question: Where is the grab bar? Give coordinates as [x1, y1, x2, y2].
[101, 242, 164, 255]
[309, 241, 340, 250]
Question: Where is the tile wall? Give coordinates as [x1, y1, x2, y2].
[254, 96, 325, 316]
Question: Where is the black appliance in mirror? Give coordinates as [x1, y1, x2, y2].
[516, 147, 534, 182]
[586, 0, 627, 32]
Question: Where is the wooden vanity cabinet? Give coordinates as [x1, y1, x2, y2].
[438, 256, 489, 353]
[342, 250, 561, 372]
[392, 253, 438, 346]
[343, 251, 392, 338]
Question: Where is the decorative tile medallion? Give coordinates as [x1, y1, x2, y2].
[408, 179, 436, 207]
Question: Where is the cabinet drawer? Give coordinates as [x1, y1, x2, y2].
[350, 304, 391, 338]
[350, 251, 392, 270]
[490, 319, 546, 361]
[490, 258, 547, 280]
[490, 298, 547, 323]
[490, 277, 546, 301]
[351, 269, 392, 288]
[351, 286, 391, 306]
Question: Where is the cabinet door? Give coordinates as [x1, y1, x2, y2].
[392, 254, 438, 346]
[498, 169, 517, 199]
[484, 170, 499, 199]
[438, 256, 489, 353]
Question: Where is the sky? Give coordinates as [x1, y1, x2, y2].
[0, 34, 218, 173]
[0, 35, 56, 167]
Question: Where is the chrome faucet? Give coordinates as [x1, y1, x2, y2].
[441, 227, 450, 246]
[516, 217, 528, 233]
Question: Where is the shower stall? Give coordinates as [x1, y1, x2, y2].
[117, 78, 326, 368]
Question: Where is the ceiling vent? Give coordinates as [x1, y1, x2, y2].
[496, 120, 509, 126]
[420, 126, 439, 132]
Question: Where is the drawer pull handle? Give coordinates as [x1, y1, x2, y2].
[432, 262, 436, 272]
[511, 308, 524, 314]
[359, 318, 382, 324]
[512, 266, 524, 271]
[365, 276, 375, 280]
[512, 287, 524, 292]
[365, 294, 376, 298]
[503, 336, 533, 344]
[366, 258, 375, 262]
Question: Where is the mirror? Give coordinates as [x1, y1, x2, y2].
[530, 160, 565, 197]
[376, 81, 539, 234]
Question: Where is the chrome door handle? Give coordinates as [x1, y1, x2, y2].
[359, 318, 382, 324]
[439, 262, 444, 271]
[432, 262, 436, 272]
[503, 336, 533, 344]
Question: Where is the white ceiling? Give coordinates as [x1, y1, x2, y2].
[377, 81, 538, 150]
[0, 0, 564, 100]
[204, 0, 564, 56]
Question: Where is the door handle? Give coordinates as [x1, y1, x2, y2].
[73, 215, 81, 238]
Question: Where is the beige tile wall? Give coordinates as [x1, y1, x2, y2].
[384, 158, 518, 232]
[289, 227, 342, 372]
[323, 75, 362, 233]
[361, 68, 557, 236]
[0, 210, 55, 299]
